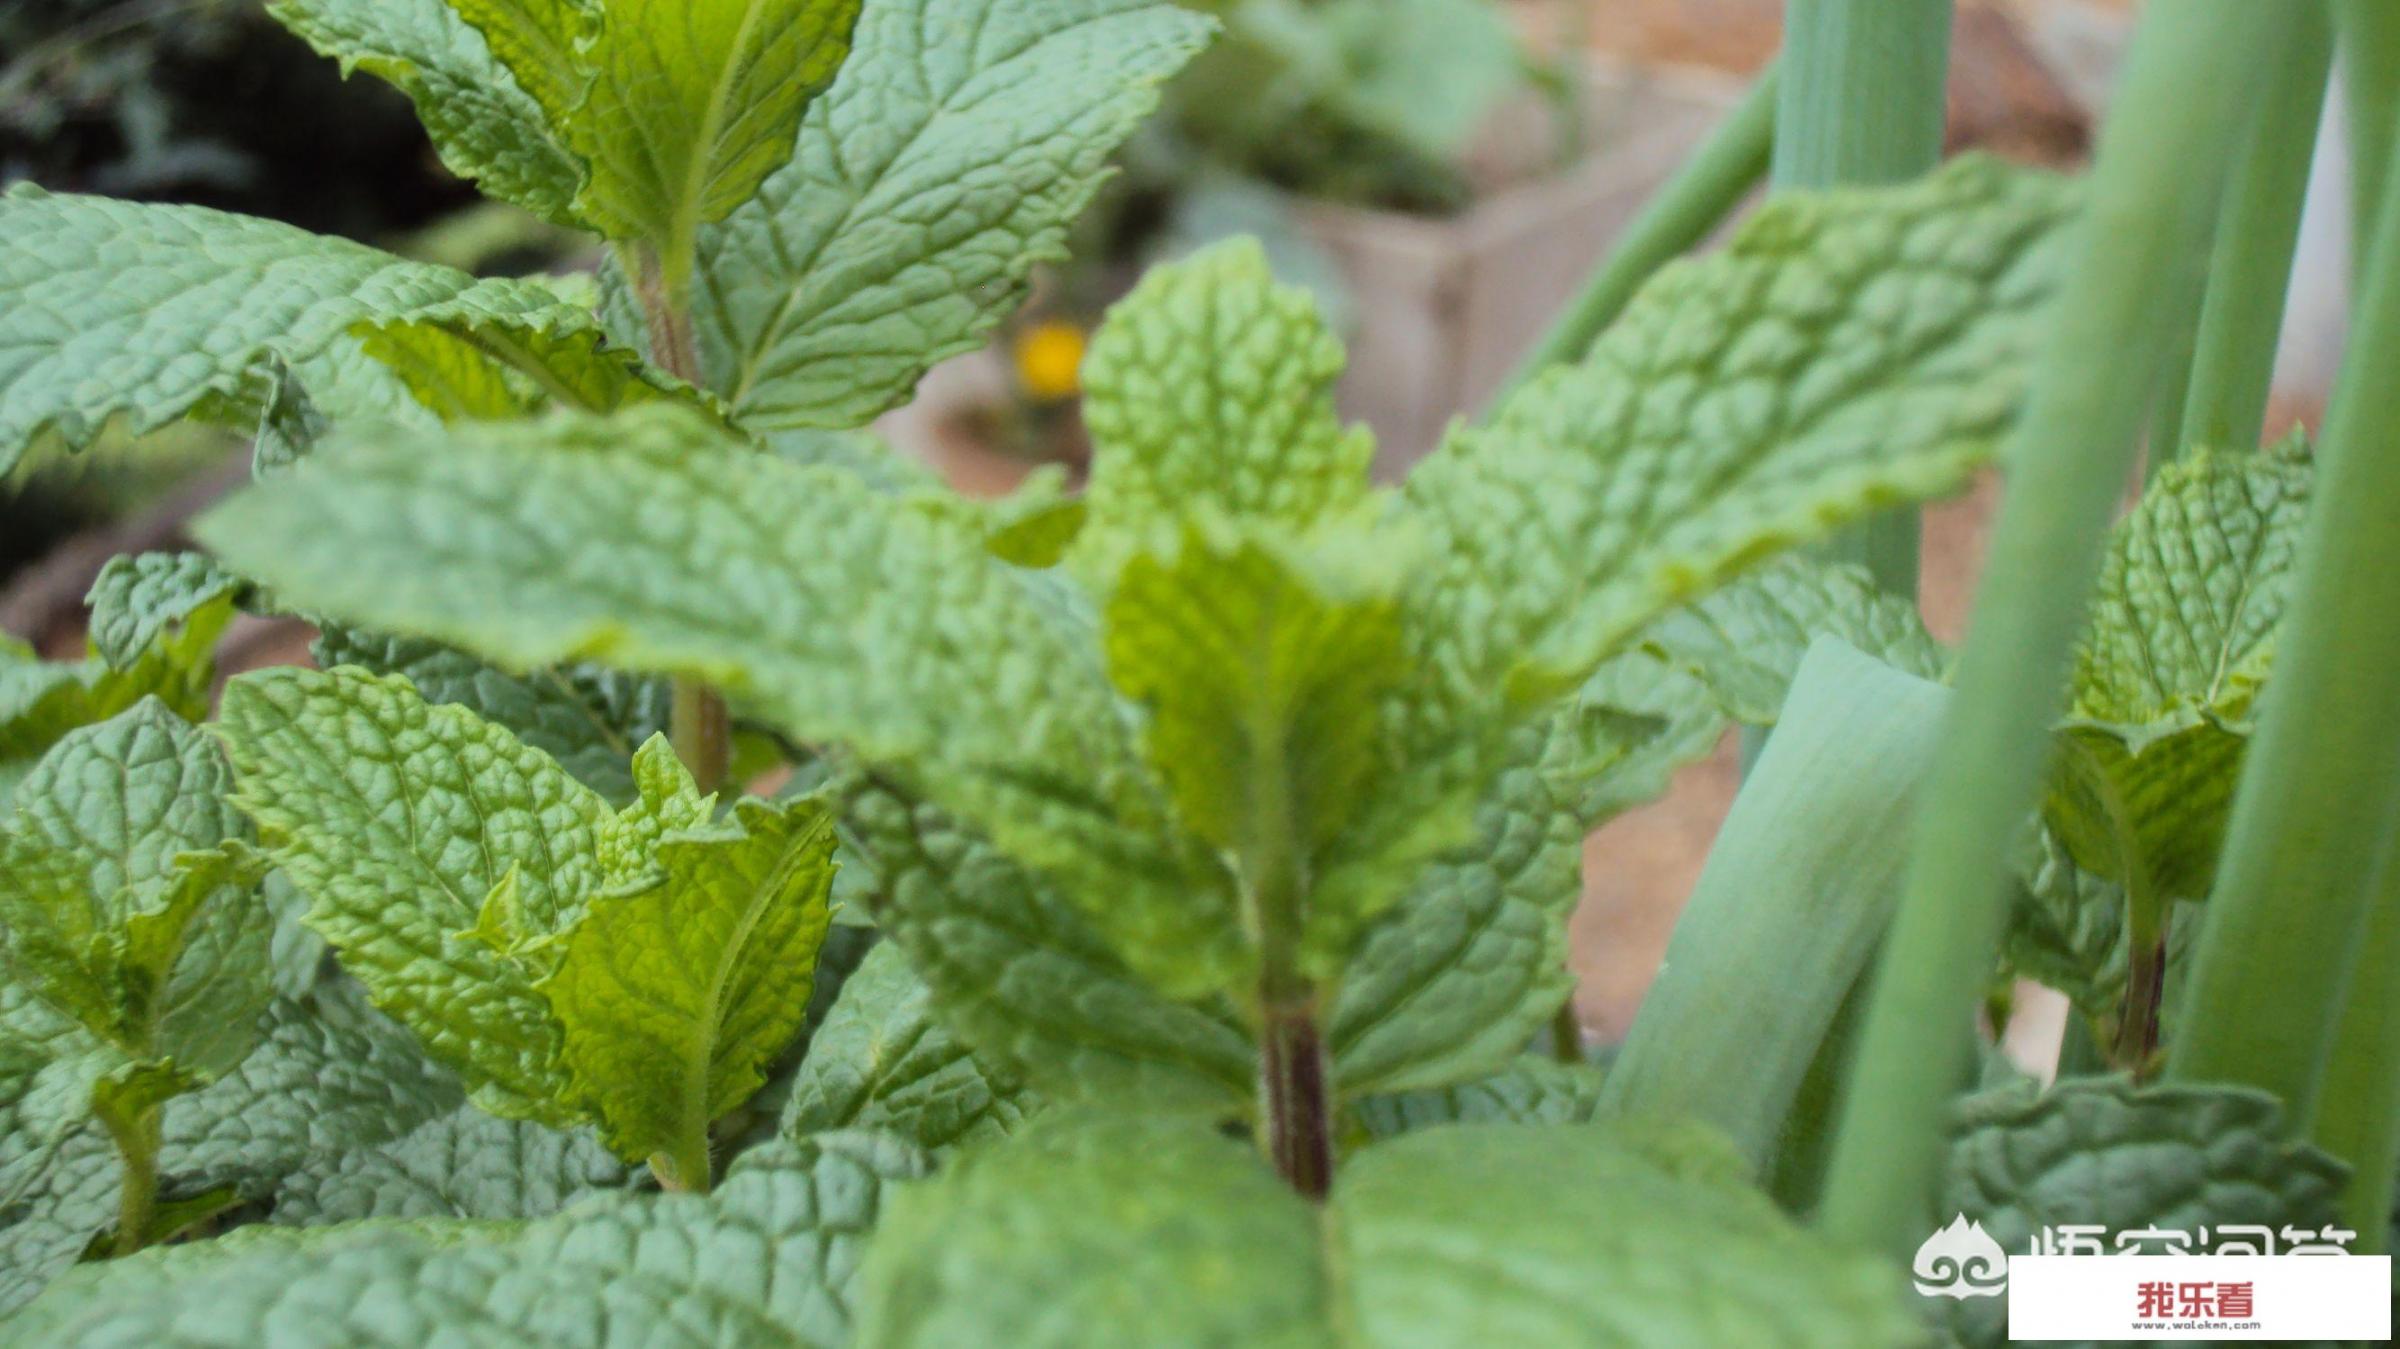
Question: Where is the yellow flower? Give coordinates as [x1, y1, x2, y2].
[1013, 320, 1087, 402]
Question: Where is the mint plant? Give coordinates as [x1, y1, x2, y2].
[5, 0, 2397, 1344]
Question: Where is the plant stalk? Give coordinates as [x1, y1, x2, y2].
[2167, 135, 2400, 1126]
[2338, 0, 2400, 259]
[1772, 0, 1954, 600]
[1500, 64, 1777, 396]
[1259, 992, 1333, 1201]
[99, 1101, 162, 1258]
[669, 674, 732, 793]
[624, 241, 733, 792]
[1813, 5, 2287, 1261]
[2310, 842, 2400, 1251]
[2181, 7, 2334, 454]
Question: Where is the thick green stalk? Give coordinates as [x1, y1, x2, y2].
[1773, 0, 1952, 599]
[1501, 65, 1777, 395]
[2310, 843, 2400, 1251]
[1814, 6, 2287, 1261]
[1601, 640, 1946, 1177]
[2339, 0, 2400, 256]
[2168, 144, 2400, 1125]
[2181, 8, 2332, 454]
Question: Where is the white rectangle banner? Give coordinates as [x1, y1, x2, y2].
[2007, 1255, 2391, 1341]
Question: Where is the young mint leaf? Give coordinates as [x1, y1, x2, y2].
[81, 553, 247, 672]
[0, 597, 231, 806]
[0, 700, 274, 1079]
[215, 666, 619, 1122]
[272, 1106, 631, 1225]
[0, 190, 620, 468]
[2044, 450, 2312, 904]
[7, 1132, 931, 1347]
[353, 311, 698, 421]
[677, 0, 1215, 426]
[780, 941, 1038, 1156]
[265, 0, 586, 223]
[447, 0, 599, 136]
[1940, 1076, 2348, 1346]
[565, 0, 859, 266]
[311, 624, 670, 805]
[1352, 1056, 1610, 1139]
[856, 1114, 1915, 1346]
[1075, 237, 1374, 575]
[1103, 530, 1431, 989]
[1396, 156, 2073, 724]
[540, 795, 839, 1174]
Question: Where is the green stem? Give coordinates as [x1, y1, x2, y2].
[1773, 0, 1953, 599]
[2181, 8, 2334, 455]
[99, 1102, 162, 1258]
[2167, 137, 2400, 1125]
[2310, 843, 2400, 1251]
[1501, 65, 1777, 396]
[670, 675, 732, 793]
[1813, 5, 2289, 1261]
[2339, 0, 2400, 259]
[624, 240, 733, 793]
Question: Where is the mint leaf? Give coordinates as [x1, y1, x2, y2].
[273, 1106, 631, 1225]
[311, 624, 669, 805]
[0, 597, 231, 805]
[215, 666, 617, 1121]
[1397, 157, 2072, 721]
[1324, 719, 1589, 1094]
[1, 992, 459, 1314]
[1076, 237, 1374, 573]
[566, 0, 858, 262]
[0, 700, 273, 1079]
[780, 941, 1036, 1156]
[848, 784, 1254, 1109]
[0, 189, 613, 467]
[541, 794, 839, 1172]
[198, 407, 1207, 1012]
[1633, 557, 1948, 725]
[265, 0, 586, 223]
[1103, 530, 1433, 992]
[682, 0, 1214, 426]
[1940, 1076, 2347, 1346]
[857, 1114, 1914, 1345]
[2044, 450, 2311, 903]
[353, 311, 697, 420]
[9, 1132, 931, 1346]
[1353, 1056, 1609, 1138]
[81, 553, 246, 672]
[163, 993, 465, 1201]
